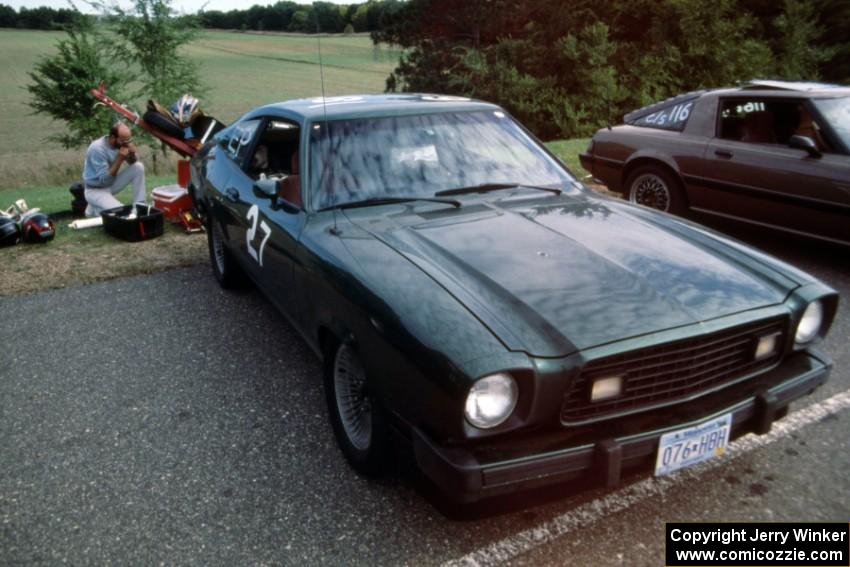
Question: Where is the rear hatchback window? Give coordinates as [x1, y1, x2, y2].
[630, 101, 695, 131]
[626, 95, 699, 132]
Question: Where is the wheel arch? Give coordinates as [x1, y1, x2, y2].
[621, 154, 683, 191]
[623, 155, 690, 208]
[316, 320, 357, 363]
[317, 325, 339, 363]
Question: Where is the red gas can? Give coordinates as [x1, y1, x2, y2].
[177, 159, 191, 188]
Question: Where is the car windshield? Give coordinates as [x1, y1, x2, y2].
[308, 110, 575, 210]
[813, 97, 850, 149]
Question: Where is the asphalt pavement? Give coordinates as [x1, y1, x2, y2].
[1, 220, 848, 566]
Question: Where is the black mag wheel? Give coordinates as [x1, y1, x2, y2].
[206, 216, 244, 289]
[626, 166, 687, 215]
[324, 340, 391, 475]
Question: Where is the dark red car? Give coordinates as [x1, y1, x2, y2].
[580, 81, 850, 245]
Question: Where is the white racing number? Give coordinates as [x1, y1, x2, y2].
[245, 204, 272, 267]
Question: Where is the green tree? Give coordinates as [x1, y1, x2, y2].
[18, 6, 53, 29]
[27, 28, 128, 148]
[313, 1, 343, 32]
[0, 3, 16, 28]
[374, 0, 825, 140]
[814, 0, 850, 83]
[551, 22, 626, 137]
[101, 0, 202, 106]
[89, 0, 204, 168]
[352, 2, 370, 32]
[665, 0, 772, 87]
[772, 0, 834, 79]
[265, 1, 297, 31]
[288, 9, 310, 32]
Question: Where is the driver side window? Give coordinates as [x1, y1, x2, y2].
[244, 118, 303, 208]
[718, 99, 831, 151]
[243, 119, 300, 180]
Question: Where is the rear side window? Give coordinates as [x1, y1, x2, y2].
[225, 119, 262, 165]
[629, 100, 695, 131]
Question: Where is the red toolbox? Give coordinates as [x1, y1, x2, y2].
[152, 184, 192, 220]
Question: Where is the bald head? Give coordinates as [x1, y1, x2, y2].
[108, 123, 132, 148]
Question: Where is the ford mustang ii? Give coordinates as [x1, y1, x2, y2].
[191, 94, 837, 502]
[579, 80, 850, 245]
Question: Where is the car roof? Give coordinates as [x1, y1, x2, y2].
[624, 81, 850, 123]
[712, 81, 850, 98]
[740, 79, 850, 93]
[246, 93, 502, 122]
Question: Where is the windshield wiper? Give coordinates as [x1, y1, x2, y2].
[434, 183, 562, 197]
[318, 196, 461, 212]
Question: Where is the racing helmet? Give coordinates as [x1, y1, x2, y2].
[172, 94, 199, 127]
[20, 211, 55, 243]
[0, 216, 20, 247]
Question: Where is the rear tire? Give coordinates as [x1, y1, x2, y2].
[324, 339, 391, 476]
[206, 216, 244, 289]
[625, 165, 687, 215]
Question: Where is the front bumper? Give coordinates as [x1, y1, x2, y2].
[411, 352, 831, 503]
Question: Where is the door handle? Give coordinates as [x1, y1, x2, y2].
[224, 187, 240, 203]
[714, 150, 733, 159]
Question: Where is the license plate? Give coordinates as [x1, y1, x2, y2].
[654, 413, 731, 476]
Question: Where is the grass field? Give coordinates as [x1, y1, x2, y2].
[0, 29, 402, 190]
[0, 28, 592, 190]
[0, 28, 594, 297]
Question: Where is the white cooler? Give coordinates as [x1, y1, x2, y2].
[152, 184, 192, 220]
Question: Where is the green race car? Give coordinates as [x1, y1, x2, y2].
[191, 94, 838, 502]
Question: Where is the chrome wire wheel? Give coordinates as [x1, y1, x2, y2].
[333, 343, 372, 451]
[630, 173, 671, 212]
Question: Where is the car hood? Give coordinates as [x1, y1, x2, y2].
[345, 193, 799, 357]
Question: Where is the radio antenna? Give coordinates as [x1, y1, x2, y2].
[316, 21, 328, 122]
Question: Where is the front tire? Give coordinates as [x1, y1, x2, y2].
[324, 340, 391, 475]
[206, 216, 244, 289]
[625, 166, 687, 215]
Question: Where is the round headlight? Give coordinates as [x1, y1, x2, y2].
[464, 373, 518, 429]
[795, 300, 823, 344]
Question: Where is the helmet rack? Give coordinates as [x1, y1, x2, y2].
[89, 82, 199, 158]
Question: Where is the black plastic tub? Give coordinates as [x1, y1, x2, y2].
[101, 205, 164, 242]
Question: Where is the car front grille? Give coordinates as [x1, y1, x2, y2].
[561, 317, 787, 424]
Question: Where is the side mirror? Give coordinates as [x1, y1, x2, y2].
[789, 135, 822, 158]
[274, 197, 300, 214]
[253, 178, 278, 198]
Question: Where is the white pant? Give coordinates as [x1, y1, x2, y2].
[84, 161, 146, 217]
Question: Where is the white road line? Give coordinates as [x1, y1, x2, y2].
[443, 388, 850, 567]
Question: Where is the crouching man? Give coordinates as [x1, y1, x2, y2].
[83, 122, 146, 217]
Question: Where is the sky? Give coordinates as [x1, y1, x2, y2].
[6, 0, 352, 15]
